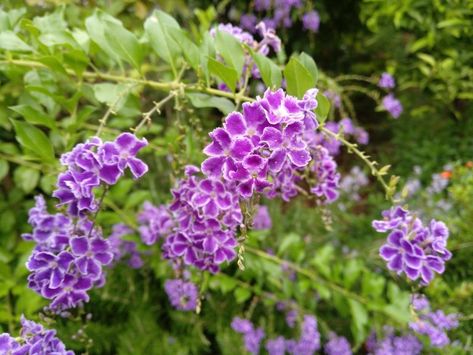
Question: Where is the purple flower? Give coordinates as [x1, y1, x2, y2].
[378, 72, 396, 89]
[302, 11, 320, 32]
[373, 206, 451, 284]
[382, 94, 403, 118]
[138, 202, 173, 245]
[266, 336, 286, 355]
[253, 205, 272, 230]
[240, 14, 258, 32]
[54, 133, 148, 216]
[324, 333, 352, 355]
[310, 146, 340, 202]
[409, 294, 459, 348]
[367, 329, 422, 355]
[27, 251, 74, 290]
[108, 223, 143, 269]
[287, 315, 320, 355]
[164, 278, 198, 311]
[99, 132, 148, 181]
[231, 317, 265, 354]
[254, 0, 271, 11]
[70, 236, 113, 280]
[0, 316, 74, 355]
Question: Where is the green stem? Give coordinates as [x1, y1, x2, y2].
[319, 126, 394, 199]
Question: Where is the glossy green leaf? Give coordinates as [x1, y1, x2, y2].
[186, 93, 235, 115]
[168, 28, 200, 70]
[13, 166, 40, 193]
[234, 287, 252, 303]
[315, 92, 331, 122]
[349, 299, 369, 347]
[251, 51, 282, 89]
[85, 11, 120, 62]
[10, 120, 55, 163]
[298, 52, 318, 84]
[283, 57, 315, 98]
[9, 105, 56, 129]
[208, 57, 238, 92]
[215, 30, 245, 77]
[0, 31, 32, 51]
[144, 10, 181, 74]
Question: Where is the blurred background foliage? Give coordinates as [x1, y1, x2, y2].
[0, 0, 472, 354]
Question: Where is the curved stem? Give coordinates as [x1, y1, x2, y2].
[319, 126, 395, 200]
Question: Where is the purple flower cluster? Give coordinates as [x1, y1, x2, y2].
[241, 0, 318, 34]
[210, 22, 281, 87]
[138, 201, 173, 246]
[138, 166, 242, 273]
[232, 314, 322, 355]
[302, 11, 320, 32]
[201, 88, 340, 203]
[409, 294, 459, 348]
[324, 332, 352, 355]
[373, 206, 451, 284]
[285, 315, 321, 355]
[23, 196, 113, 311]
[0, 316, 73, 354]
[310, 146, 341, 203]
[108, 224, 143, 269]
[382, 94, 403, 119]
[53, 133, 148, 216]
[252, 205, 272, 230]
[366, 328, 422, 355]
[378, 72, 396, 89]
[323, 90, 341, 109]
[313, 118, 369, 156]
[164, 278, 198, 311]
[231, 317, 265, 354]
[22, 133, 148, 311]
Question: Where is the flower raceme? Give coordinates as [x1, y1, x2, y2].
[23, 133, 149, 311]
[0, 316, 73, 354]
[201, 88, 341, 203]
[139, 166, 242, 273]
[373, 206, 451, 284]
[54, 133, 148, 216]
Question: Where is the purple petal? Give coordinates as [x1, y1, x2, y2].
[261, 127, 283, 148]
[387, 253, 403, 271]
[70, 237, 89, 255]
[268, 149, 286, 172]
[211, 128, 232, 150]
[379, 245, 398, 260]
[243, 154, 265, 173]
[287, 149, 311, 167]
[224, 112, 246, 136]
[128, 157, 148, 179]
[230, 138, 253, 160]
[201, 157, 225, 178]
[99, 164, 122, 184]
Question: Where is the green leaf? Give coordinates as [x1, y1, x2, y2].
[13, 166, 40, 193]
[208, 57, 238, 92]
[103, 17, 143, 69]
[86, 11, 142, 69]
[0, 160, 8, 182]
[144, 10, 181, 74]
[93, 83, 130, 111]
[315, 92, 331, 122]
[0, 31, 32, 51]
[168, 28, 200, 70]
[234, 288, 252, 303]
[283, 57, 315, 98]
[250, 51, 282, 89]
[9, 105, 56, 129]
[85, 11, 121, 62]
[215, 30, 245, 77]
[10, 120, 55, 163]
[186, 93, 235, 115]
[298, 52, 319, 84]
[349, 299, 369, 347]
[343, 259, 362, 289]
